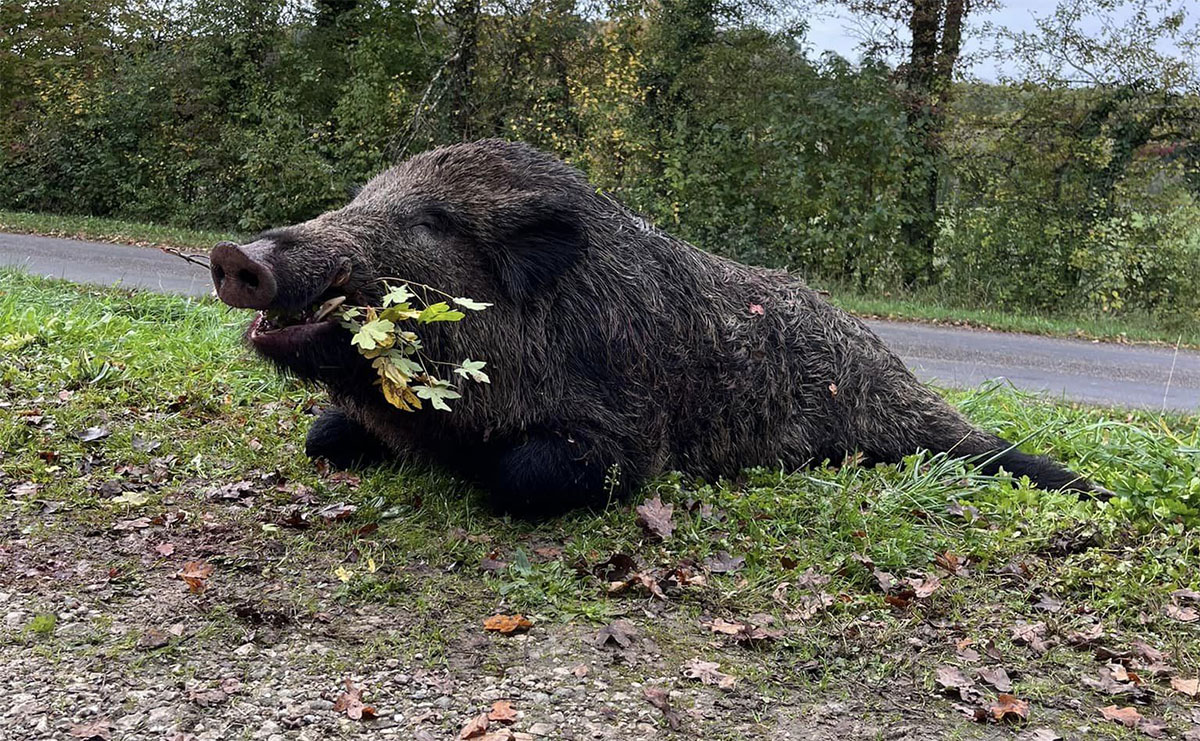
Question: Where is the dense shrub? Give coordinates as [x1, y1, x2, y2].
[0, 0, 1197, 321]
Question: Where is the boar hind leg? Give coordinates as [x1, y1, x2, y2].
[304, 407, 391, 470]
[488, 431, 632, 516]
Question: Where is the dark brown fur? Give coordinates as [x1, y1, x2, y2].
[213, 139, 1101, 513]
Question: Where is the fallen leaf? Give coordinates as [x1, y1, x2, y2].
[176, 561, 214, 593]
[1065, 622, 1103, 647]
[1011, 621, 1051, 654]
[708, 615, 783, 643]
[458, 712, 489, 738]
[1130, 640, 1163, 663]
[591, 552, 637, 582]
[68, 719, 112, 740]
[978, 666, 1012, 693]
[594, 620, 637, 648]
[704, 551, 745, 573]
[1173, 588, 1200, 602]
[131, 436, 161, 453]
[935, 550, 968, 575]
[1140, 717, 1167, 738]
[76, 426, 111, 442]
[908, 574, 942, 598]
[1166, 604, 1199, 623]
[332, 678, 377, 721]
[788, 592, 835, 620]
[635, 496, 675, 540]
[1171, 677, 1199, 697]
[794, 568, 831, 589]
[936, 666, 975, 697]
[113, 517, 151, 531]
[483, 614, 533, 635]
[154, 542, 175, 557]
[1098, 705, 1142, 729]
[208, 480, 254, 501]
[487, 700, 518, 723]
[1018, 730, 1061, 741]
[682, 658, 736, 689]
[137, 628, 170, 650]
[989, 693, 1030, 722]
[643, 687, 682, 730]
[316, 502, 357, 521]
[1033, 594, 1063, 613]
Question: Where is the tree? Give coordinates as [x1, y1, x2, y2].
[827, 0, 988, 286]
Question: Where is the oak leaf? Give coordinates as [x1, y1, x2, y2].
[177, 561, 214, 593]
[332, 678, 377, 721]
[635, 496, 674, 540]
[483, 614, 533, 635]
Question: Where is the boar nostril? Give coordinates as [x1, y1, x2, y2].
[209, 240, 278, 309]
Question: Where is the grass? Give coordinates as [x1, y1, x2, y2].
[828, 286, 1200, 348]
[2, 208, 1197, 348]
[0, 209, 235, 251]
[2, 268, 1199, 736]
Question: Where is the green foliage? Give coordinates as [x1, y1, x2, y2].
[0, 0, 1197, 322]
[338, 282, 489, 412]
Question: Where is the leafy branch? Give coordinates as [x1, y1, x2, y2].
[339, 282, 491, 412]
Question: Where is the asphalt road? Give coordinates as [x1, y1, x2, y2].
[3, 231, 1198, 412]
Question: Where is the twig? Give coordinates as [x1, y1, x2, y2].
[1162, 334, 1182, 415]
[159, 246, 211, 271]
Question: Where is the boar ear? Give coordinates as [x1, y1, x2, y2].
[485, 200, 586, 303]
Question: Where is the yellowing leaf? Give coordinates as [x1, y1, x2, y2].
[335, 566, 354, 583]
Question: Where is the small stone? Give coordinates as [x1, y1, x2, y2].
[233, 643, 257, 657]
[529, 722, 555, 736]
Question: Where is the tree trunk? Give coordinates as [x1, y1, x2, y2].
[900, 0, 965, 287]
[448, 0, 480, 140]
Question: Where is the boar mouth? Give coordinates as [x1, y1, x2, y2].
[246, 293, 350, 354]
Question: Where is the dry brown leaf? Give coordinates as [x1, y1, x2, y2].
[487, 700, 518, 723]
[1166, 604, 1199, 622]
[1098, 705, 1143, 728]
[909, 574, 942, 598]
[1011, 621, 1051, 654]
[642, 687, 682, 730]
[682, 658, 736, 689]
[935, 550, 969, 575]
[978, 666, 1012, 693]
[1017, 730, 1061, 741]
[332, 678, 377, 721]
[154, 542, 175, 557]
[483, 614, 533, 635]
[704, 551, 745, 573]
[989, 693, 1030, 722]
[594, 620, 637, 648]
[936, 666, 975, 699]
[459, 712, 489, 739]
[1171, 676, 1199, 697]
[176, 561, 214, 593]
[635, 496, 674, 540]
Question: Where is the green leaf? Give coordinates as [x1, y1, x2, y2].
[381, 284, 413, 307]
[453, 358, 490, 383]
[413, 381, 462, 411]
[452, 297, 493, 311]
[417, 302, 466, 323]
[351, 319, 395, 351]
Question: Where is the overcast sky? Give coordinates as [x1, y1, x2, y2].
[801, 1, 1196, 82]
